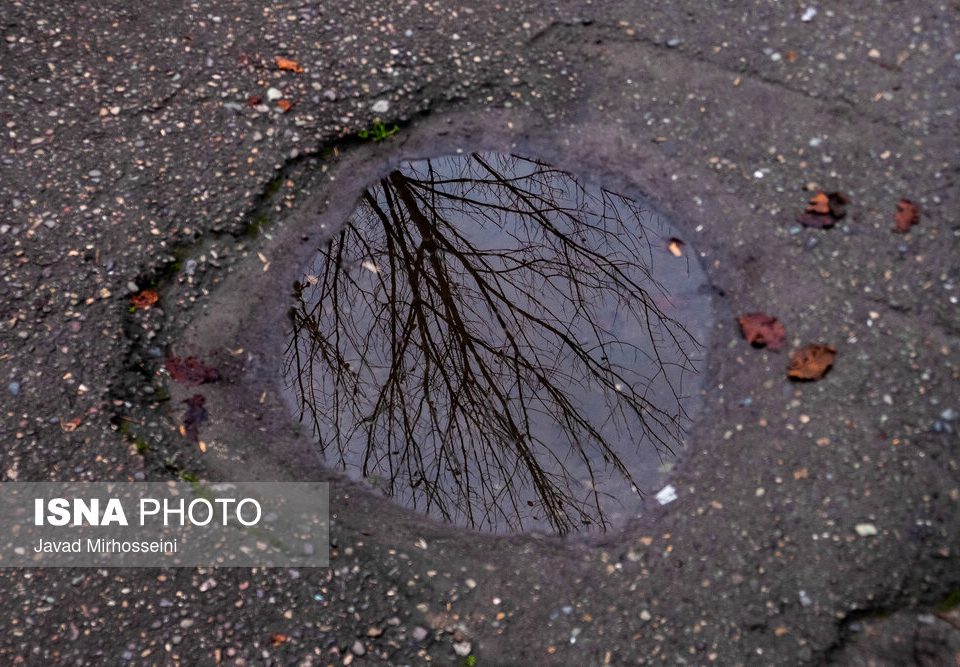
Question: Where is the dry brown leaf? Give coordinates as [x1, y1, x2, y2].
[798, 191, 848, 228]
[269, 633, 290, 646]
[893, 198, 920, 233]
[738, 313, 787, 350]
[787, 344, 836, 381]
[276, 98, 293, 113]
[181, 394, 207, 445]
[805, 192, 830, 215]
[130, 289, 159, 309]
[274, 56, 304, 73]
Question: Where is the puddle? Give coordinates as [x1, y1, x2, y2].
[284, 152, 712, 534]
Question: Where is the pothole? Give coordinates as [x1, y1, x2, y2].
[283, 151, 713, 534]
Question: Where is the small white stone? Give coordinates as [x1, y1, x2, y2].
[801, 7, 817, 22]
[855, 523, 878, 537]
[371, 99, 390, 114]
[266, 87, 283, 101]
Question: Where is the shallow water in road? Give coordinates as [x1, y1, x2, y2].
[285, 152, 713, 533]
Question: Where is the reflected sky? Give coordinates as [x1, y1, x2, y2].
[285, 152, 712, 534]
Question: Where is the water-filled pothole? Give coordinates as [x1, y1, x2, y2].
[285, 152, 712, 534]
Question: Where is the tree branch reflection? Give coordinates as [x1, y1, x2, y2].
[286, 152, 701, 533]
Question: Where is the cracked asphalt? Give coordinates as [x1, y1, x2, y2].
[2, 1, 959, 664]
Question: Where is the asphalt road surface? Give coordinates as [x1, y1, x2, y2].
[1, 1, 959, 664]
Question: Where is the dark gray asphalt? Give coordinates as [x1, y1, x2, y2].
[1, 1, 959, 664]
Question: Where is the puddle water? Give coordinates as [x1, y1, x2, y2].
[284, 152, 712, 534]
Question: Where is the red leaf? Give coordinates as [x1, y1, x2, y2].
[738, 313, 786, 350]
[787, 344, 836, 381]
[276, 98, 294, 113]
[130, 289, 159, 309]
[246, 94, 262, 107]
[274, 56, 304, 73]
[165, 356, 221, 385]
[893, 198, 920, 233]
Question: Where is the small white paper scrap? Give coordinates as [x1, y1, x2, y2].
[655, 485, 678, 505]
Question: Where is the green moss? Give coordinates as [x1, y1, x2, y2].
[135, 440, 150, 454]
[245, 212, 271, 238]
[936, 588, 960, 612]
[264, 173, 284, 197]
[178, 471, 199, 483]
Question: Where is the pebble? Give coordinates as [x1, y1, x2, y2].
[666, 37, 682, 48]
[371, 99, 390, 113]
[855, 523, 878, 537]
[453, 641, 472, 657]
[412, 626, 429, 641]
[351, 640, 366, 656]
[801, 7, 817, 22]
[7, 382, 20, 396]
[266, 87, 283, 102]
[322, 89, 337, 101]
[798, 590, 812, 607]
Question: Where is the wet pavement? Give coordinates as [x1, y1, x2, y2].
[1, 0, 959, 664]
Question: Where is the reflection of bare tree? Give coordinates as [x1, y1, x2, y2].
[286, 152, 700, 533]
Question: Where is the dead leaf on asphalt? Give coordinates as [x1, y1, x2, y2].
[797, 191, 848, 228]
[893, 198, 920, 233]
[276, 99, 294, 113]
[130, 289, 159, 310]
[787, 344, 836, 380]
[180, 394, 207, 444]
[166, 356, 221, 385]
[738, 313, 787, 350]
[274, 56, 304, 73]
